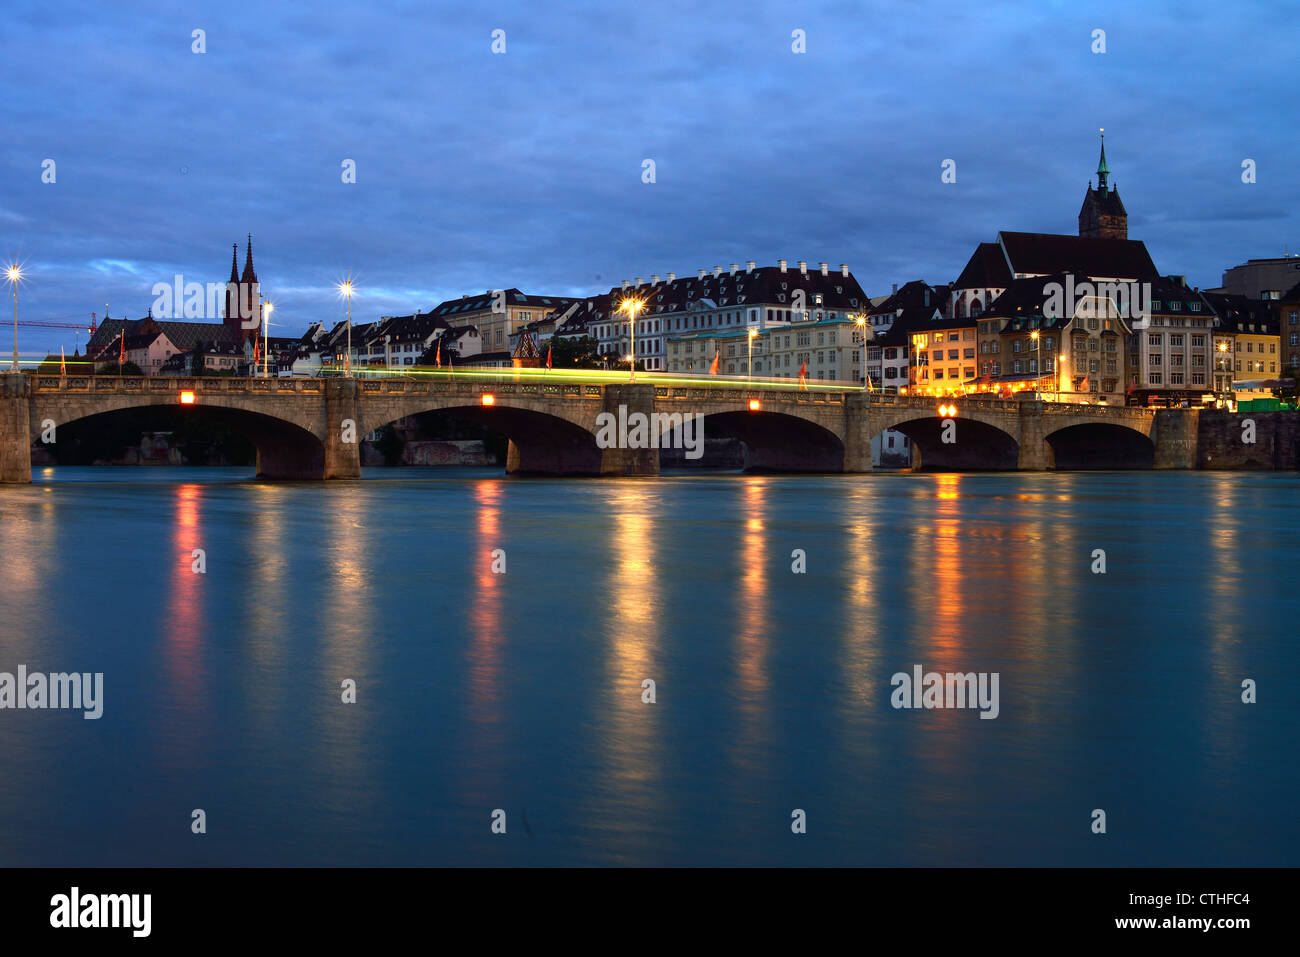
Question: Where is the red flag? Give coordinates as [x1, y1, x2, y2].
[1079, 375, 1089, 391]
[797, 358, 807, 387]
[60, 346, 66, 375]
[708, 352, 719, 375]
[435, 339, 442, 368]
[118, 331, 125, 368]
[546, 345, 552, 370]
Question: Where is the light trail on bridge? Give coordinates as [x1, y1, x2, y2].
[334, 364, 860, 393]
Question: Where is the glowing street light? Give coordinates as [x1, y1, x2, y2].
[6, 263, 22, 372]
[617, 297, 646, 381]
[336, 277, 355, 377]
[1030, 329, 1040, 396]
[263, 301, 274, 378]
[853, 313, 869, 391]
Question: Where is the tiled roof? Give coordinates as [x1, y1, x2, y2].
[608, 264, 867, 316]
[953, 243, 1012, 290]
[997, 231, 1158, 280]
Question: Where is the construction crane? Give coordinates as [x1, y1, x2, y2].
[9, 314, 99, 355]
[16, 313, 98, 333]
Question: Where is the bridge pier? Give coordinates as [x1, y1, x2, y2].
[1, 373, 32, 484]
[323, 378, 362, 479]
[598, 383, 659, 476]
[1016, 401, 1055, 471]
[1153, 409, 1200, 469]
[844, 394, 873, 472]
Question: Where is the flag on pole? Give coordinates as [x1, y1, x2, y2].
[60, 346, 66, 375]
[866, 372, 874, 393]
[546, 345, 552, 370]
[797, 358, 808, 390]
[435, 339, 442, 368]
[708, 351, 719, 375]
[1079, 375, 1089, 392]
[118, 331, 125, 368]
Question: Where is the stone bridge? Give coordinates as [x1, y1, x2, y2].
[0, 372, 1200, 482]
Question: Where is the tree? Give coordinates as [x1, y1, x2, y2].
[373, 424, 406, 466]
[97, 361, 144, 376]
[191, 341, 206, 377]
[547, 335, 604, 369]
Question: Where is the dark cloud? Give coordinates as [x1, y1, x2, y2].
[1, 0, 1294, 353]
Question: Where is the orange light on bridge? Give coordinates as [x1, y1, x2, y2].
[480, 393, 495, 406]
[179, 391, 196, 405]
[748, 399, 761, 411]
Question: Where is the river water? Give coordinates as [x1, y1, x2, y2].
[0, 466, 1295, 866]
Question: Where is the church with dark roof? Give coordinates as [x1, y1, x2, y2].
[1078, 133, 1128, 240]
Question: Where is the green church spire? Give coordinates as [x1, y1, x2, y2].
[1096, 129, 1110, 191]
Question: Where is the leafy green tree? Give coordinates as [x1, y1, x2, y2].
[547, 335, 604, 369]
[373, 424, 406, 466]
[97, 361, 144, 376]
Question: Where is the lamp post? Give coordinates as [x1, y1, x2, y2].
[854, 314, 868, 391]
[263, 301, 274, 378]
[617, 296, 645, 382]
[747, 327, 758, 386]
[6, 263, 21, 372]
[1030, 329, 1040, 399]
[336, 279, 354, 377]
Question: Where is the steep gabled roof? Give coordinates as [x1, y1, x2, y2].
[953, 243, 1012, 290]
[997, 231, 1157, 280]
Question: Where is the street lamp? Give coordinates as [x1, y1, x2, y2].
[336, 278, 355, 377]
[853, 313, 869, 391]
[6, 263, 21, 372]
[617, 296, 645, 381]
[1030, 329, 1040, 398]
[263, 301, 274, 378]
[747, 327, 758, 385]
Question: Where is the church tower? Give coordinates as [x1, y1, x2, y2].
[223, 236, 261, 342]
[1078, 132, 1128, 240]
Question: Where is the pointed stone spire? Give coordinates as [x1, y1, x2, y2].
[1096, 129, 1110, 192]
[241, 234, 257, 283]
[229, 243, 239, 283]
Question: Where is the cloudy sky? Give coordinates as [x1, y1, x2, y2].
[1, 0, 1294, 353]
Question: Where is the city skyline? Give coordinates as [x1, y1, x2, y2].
[3, 0, 1297, 350]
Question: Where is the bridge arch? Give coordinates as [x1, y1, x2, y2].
[869, 413, 1020, 470]
[1043, 421, 1155, 469]
[684, 408, 846, 471]
[31, 395, 329, 479]
[360, 399, 609, 475]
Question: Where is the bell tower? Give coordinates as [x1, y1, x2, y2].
[1078, 131, 1128, 240]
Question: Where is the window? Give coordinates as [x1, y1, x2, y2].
[1170, 335, 1184, 346]
[1148, 334, 1161, 346]
[1150, 372, 1163, 384]
[964, 348, 975, 359]
[1170, 372, 1184, 385]
[1150, 354, 1162, 366]
[1191, 335, 1205, 347]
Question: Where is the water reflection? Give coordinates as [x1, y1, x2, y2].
[594, 483, 664, 848]
[730, 477, 771, 778]
[161, 483, 207, 765]
[315, 488, 373, 809]
[463, 480, 507, 806]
